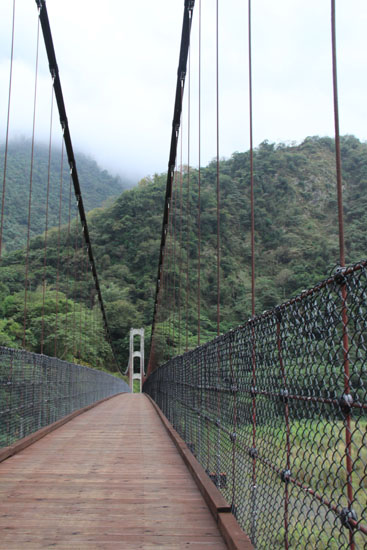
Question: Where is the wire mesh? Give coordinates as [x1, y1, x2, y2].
[0, 346, 130, 448]
[144, 260, 367, 550]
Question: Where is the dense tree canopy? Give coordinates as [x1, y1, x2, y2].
[0, 139, 130, 252]
[0, 135, 366, 371]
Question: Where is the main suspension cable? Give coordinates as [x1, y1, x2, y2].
[35, 0, 120, 371]
[147, 0, 195, 374]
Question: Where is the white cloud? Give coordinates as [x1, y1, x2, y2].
[0, 0, 366, 181]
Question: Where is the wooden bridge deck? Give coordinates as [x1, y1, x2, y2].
[0, 394, 228, 549]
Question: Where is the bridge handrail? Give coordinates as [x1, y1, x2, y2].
[144, 259, 367, 549]
[0, 346, 130, 448]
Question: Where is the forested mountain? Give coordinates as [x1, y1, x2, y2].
[0, 140, 130, 252]
[0, 135, 366, 370]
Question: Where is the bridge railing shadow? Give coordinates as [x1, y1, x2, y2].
[144, 259, 367, 550]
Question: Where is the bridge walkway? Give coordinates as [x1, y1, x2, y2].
[0, 394, 227, 549]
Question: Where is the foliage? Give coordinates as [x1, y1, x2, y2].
[0, 139, 131, 252]
[0, 287, 114, 369]
[1, 135, 366, 371]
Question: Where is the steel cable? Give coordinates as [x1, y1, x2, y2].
[41, 83, 54, 354]
[197, 0, 202, 347]
[54, 139, 64, 357]
[23, 16, 40, 349]
[331, 3, 354, 549]
[0, 0, 16, 260]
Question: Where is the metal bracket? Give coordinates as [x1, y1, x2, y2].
[340, 508, 357, 530]
[249, 447, 258, 459]
[281, 469, 291, 482]
[275, 306, 282, 322]
[279, 389, 289, 403]
[339, 393, 353, 415]
[334, 266, 347, 285]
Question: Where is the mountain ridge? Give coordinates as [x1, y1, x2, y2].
[0, 134, 366, 369]
[0, 139, 132, 252]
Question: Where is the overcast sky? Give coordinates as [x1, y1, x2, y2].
[0, 0, 366, 183]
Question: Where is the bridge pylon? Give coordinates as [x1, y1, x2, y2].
[128, 328, 145, 393]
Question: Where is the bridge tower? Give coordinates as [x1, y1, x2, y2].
[128, 328, 145, 393]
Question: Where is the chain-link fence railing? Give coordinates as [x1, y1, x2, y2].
[0, 346, 130, 447]
[144, 260, 367, 550]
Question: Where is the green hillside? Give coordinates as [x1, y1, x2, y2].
[0, 135, 366, 370]
[0, 140, 130, 252]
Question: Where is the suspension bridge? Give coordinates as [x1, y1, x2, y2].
[0, 1, 366, 549]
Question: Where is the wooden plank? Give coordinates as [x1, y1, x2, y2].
[146, 395, 254, 550]
[145, 394, 230, 518]
[0, 394, 228, 549]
